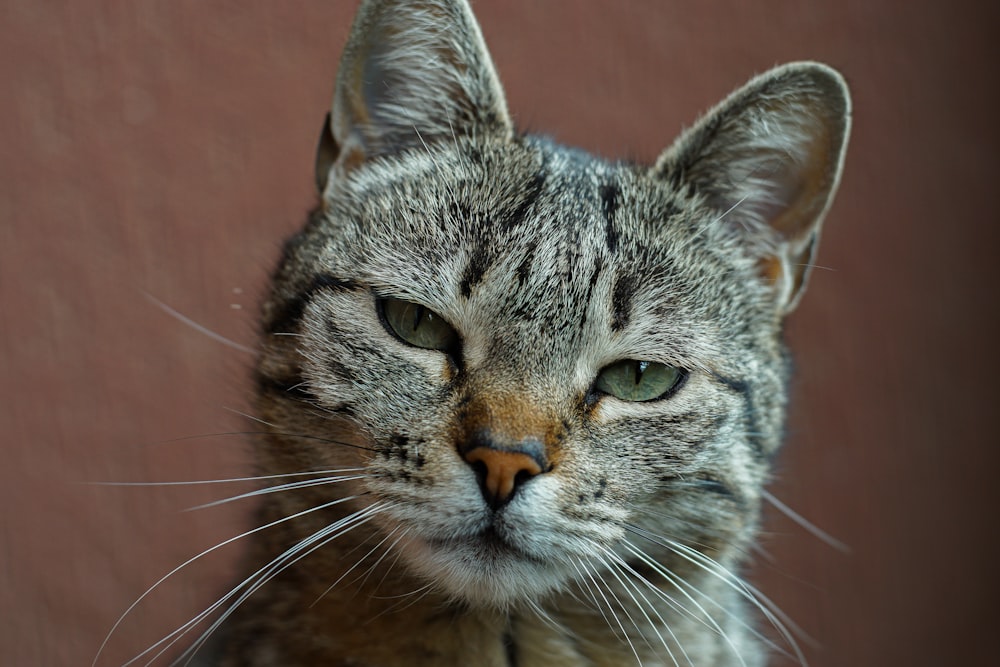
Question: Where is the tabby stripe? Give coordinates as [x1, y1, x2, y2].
[499, 171, 546, 231]
[459, 246, 489, 298]
[502, 630, 518, 667]
[610, 273, 635, 331]
[710, 373, 766, 460]
[579, 257, 604, 327]
[599, 182, 620, 253]
[460, 170, 546, 297]
[265, 274, 357, 335]
[514, 239, 538, 286]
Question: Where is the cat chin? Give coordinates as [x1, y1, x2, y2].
[397, 530, 569, 609]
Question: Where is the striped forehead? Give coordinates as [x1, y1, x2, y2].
[438, 148, 674, 382]
[331, 140, 707, 367]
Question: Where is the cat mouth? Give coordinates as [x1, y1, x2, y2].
[401, 520, 570, 607]
[428, 525, 545, 565]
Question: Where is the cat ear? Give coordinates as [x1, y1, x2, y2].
[317, 0, 513, 185]
[655, 63, 851, 314]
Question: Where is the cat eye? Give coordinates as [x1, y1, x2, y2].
[594, 360, 684, 402]
[379, 298, 459, 352]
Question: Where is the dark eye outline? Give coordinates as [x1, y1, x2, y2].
[591, 359, 687, 403]
[377, 297, 461, 357]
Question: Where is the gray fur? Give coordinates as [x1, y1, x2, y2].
[208, 1, 850, 665]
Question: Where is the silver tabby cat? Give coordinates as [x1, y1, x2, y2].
[185, 0, 849, 665]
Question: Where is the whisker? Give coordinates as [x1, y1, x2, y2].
[310, 524, 403, 606]
[369, 580, 436, 619]
[523, 598, 564, 637]
[599, 547, 690, 667]
[188, 474, 367, 511]
[142, 503, 385, 667]
[573, 558, 642, 665]
[568, 559, 621, 643]
[173, 503, 389, 667]
[93, 494, 365, 667]
[761, 489, 850, 553]
[592, 552, 659, 656]
[625, 527, 770, 628]
[367, 530, 417, 599]
[662, 537, 811, 664]
[143, 292, 255, 354]
[620, 539, 748, 667]
[596, 548, 681, 667]
[110, 429, 377, 454]
[221, 407, 271, 425]
[92, 468, 365, 488]
[354, 527, 411, 596]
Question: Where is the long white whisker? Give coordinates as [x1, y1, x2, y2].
[569, 559, 621, 644]
[369, 580, 436, 619]
[620, 540, 747, 667]
[665, 538, 810, 665]
[574, 558, 642, 666]
[143, 292, 255, 354]
[592, 553, 659, 657]
[524, 598, 564, 636]
[310, 524, 403, 606]
[172, 503, 389, 667]
[93, 494, 363, 667]
[355, 527, 411, 596]
[624, 538, 789, 659]
[188, 474, 367, 511]
[164, 518, 368, 667]
[625, 527, 788, 641]
[597, 549, 682, 667]
[600, 547, 691, 667]
[761, 489, 850, 553]
[147, 504, 380, 667]
[367, 529, 417, 598]
[221, 407, 272, 425]
[617, 539, 710, 625]
[93, 468, 365, 488]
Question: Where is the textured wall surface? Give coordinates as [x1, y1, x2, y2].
[2, 1, 998, 665]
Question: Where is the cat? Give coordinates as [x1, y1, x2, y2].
[150, 0, 851, 664]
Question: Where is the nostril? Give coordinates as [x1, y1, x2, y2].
[468, 458, 489, 487]
[513, 467, 536, 488]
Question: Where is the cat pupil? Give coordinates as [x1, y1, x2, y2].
[634, 360, 649, 385]
[411, 304, 425, 332]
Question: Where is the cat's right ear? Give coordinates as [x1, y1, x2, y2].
[655, 63, 851, 315]
[316, 0, 513, 190]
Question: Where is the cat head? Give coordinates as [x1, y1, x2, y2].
[257, 0, 850, 609]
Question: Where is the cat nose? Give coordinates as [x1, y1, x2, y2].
[459, 434, 547, 508]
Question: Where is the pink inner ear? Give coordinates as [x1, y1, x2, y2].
[766, 126, 836, 245]
[717, 114, 838, 313]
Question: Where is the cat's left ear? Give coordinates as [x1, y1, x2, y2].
[656, 62, 851, 314]
[316, 0, 513, 190]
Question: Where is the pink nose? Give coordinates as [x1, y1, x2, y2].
[461, 444, 545, 508]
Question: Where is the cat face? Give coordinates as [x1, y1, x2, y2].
[254, 0, 849, 613]
[275, 141, 771, 606]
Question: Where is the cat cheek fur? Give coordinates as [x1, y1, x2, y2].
[169, 0, 851, 665]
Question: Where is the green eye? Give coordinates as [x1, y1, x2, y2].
[380, 298, 459, 351]
[595, 360, 684, 402]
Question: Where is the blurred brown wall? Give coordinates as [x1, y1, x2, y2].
[2, 1, 998, 665]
